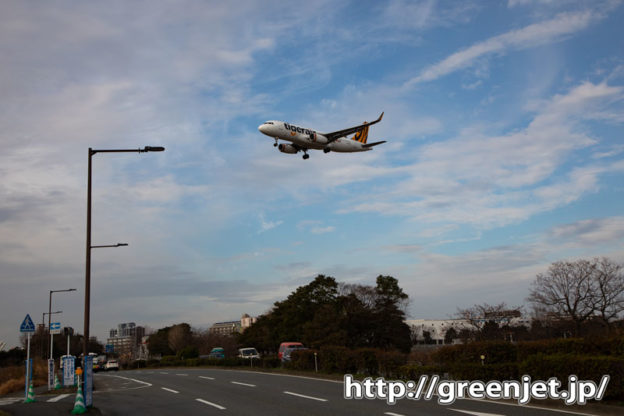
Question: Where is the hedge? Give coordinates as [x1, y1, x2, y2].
[519, 354, 624, 400]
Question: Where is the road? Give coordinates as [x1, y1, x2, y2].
[1, 368, 601, 415]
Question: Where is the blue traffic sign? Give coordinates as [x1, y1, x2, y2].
[50, 322, 61, 334]
[20, 314, 35, 333]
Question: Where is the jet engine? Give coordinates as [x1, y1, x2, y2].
[278, 143, 298, 154]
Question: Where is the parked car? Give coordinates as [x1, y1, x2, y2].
[105, 360, 119, 371]
[278, 342, 303, 361]
[208, 347, 225, 359]
[282, 346, 308, 362]
[237, 347, 260, 359]
[92, 357, 104, 372]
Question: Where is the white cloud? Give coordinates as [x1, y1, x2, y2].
[298, 220, 335, 235]
[310, 226, 335, 234]
[405, 9, 602, 86]
[258, 214, 283, 233]
[341, 81, 623, 228]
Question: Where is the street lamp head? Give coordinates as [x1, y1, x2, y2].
[116, 243, 129, 247]
[142, 146, 165, 152]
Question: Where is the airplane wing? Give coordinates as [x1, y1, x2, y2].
[322, 112, 384, 144]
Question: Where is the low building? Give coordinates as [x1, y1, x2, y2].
[209, 314, 258, 335]
[407, 319, 475, 345]
[209, 320, 241, 335]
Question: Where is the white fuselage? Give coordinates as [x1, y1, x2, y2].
[258, 121, 371, 152]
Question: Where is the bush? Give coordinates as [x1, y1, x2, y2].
[517, 337, 624, 361]
[519, 354, 624, 400]
[398, 364, 446, 380]
[448, 363, 519, 381]
[160, 355, 183, 366]
[258, 355, 280, 369]
[177, 346, 199, 360]
[319, 346, 357, 374]
[287, 350, 317, 371]
[185, 358, 200, 367]
[376, 350, 406, 378]
[433, 341, 518, 365]
[354, 349, 378, 376]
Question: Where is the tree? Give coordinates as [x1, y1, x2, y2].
[456, 302, 520, 330]
[444, 327, 458, 344]
[592, 257, 624, 330]
[370, 275, 412, 352]
[527, 258, 624, 335]
[148, 327, 174, 357]
[168, 323, 192, 354]
[239, 274, 413, 353]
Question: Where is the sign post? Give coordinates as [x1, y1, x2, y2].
[49, 322, 61, 390]
[84, 355, 93, 407]
[62, 355, 75, 387]
[19, 314, 35, 400]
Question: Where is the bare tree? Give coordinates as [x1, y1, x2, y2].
[527, 258, 624, 335]
[592, 257, 624, 330]
[456, 302, 521, 330]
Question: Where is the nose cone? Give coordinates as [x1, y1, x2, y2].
[258, 124, 268, 135]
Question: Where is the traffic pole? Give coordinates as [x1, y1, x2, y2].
[24, 333, 31, 400]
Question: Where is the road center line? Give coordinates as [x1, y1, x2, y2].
[284, 391, 328, 402]
[199, 376, 215, 380]
[161, 387, 179, 394]
[231, 381, 256, 387]
[176, 373, 188, 376]
[47, 393, 71, 402]
[385, 412, 405, 416]
[196, 398, 226, 410]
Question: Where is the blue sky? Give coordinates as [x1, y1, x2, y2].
[1, 0, 624, 348]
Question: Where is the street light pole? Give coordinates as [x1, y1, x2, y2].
[48, 289, 76, 360]
[83, 146, 164, 361]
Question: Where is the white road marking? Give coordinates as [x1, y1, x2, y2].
[385, 412, 405, 416]
[159, 372, 168, 374]
[161, 387, 179, 394]
[199, 376, 215, 380]
[196, 398, 226, 410]
[112, 375, 152, 386]
[0, 397, 24, 406]
[450, 410, 504, 416]
[176, 373, 188, 376]
[47, 394, 71, 402]
[231, 381, 256, 387]
[284, 391, 328, 402]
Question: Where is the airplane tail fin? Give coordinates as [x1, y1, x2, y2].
[353, 125, 370, 143]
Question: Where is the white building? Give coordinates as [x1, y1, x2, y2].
[209, 314, 258, 335]
[407, 319, 475, 345]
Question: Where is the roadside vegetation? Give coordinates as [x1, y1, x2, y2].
[2, 258, 623, 402]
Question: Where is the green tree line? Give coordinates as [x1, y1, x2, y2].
[238, 274, 412, 353]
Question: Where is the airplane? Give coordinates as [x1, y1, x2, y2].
[258, 112, 386, 159]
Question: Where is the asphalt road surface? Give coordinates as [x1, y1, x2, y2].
[1, 368, 604, 415]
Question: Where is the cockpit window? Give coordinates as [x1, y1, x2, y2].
[264, 121, 274, 125]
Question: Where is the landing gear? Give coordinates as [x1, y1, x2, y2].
[323, 147, 330, 153]
[302, 152, 310, 160]
[274, 138, 278, 147]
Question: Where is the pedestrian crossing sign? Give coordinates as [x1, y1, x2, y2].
[20, 314, 35, 333]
